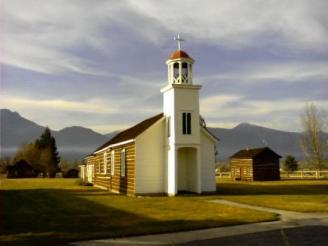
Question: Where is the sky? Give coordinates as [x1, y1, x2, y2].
[1, 0, 328, 133]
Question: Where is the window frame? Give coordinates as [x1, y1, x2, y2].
[182, 112, 192, 135]
[111, 150, 115, 176]
[121, 148, 126, 177]
[103, 151, 107, 174]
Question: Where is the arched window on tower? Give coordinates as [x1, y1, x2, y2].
[173, 63, 179, 81]
[182, 62, 188, 83]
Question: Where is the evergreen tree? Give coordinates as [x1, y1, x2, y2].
[283, 155, 298, 171]
[35, 127, 60, 177]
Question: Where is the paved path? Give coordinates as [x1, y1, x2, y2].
[72, 200, 328, 246]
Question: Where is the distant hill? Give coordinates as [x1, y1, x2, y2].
[0, 109, 109, 160]
[208, 123, 305, 160]
[1, 108, 327, 161]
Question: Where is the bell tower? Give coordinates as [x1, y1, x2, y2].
[166, 34, 194, 85]
[161, 35, 202, 196]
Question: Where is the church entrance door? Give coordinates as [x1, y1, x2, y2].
[177, 147, 198, 193]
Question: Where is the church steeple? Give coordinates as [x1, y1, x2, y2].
[161, 35, 203, 196]
[166, 35, 194, 85]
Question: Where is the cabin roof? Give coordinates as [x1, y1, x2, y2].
[230, 147, 281, 159]
[94, 113, 164, 152]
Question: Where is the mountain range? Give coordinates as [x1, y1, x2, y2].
[1, 108, 323, 161]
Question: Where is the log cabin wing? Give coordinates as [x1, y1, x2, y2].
[83, 113, 164, 195]
[230, 147, 281, 181]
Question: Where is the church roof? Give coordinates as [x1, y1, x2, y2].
[95, 113, 164, 152]
[169, 50, 190, 59]
[230, 147, 281, 159]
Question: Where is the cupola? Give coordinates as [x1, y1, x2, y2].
[166, 35, 194, 85]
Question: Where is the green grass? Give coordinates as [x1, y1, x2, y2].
[215, 179, 328, 212]
[0, 178, 277, 245]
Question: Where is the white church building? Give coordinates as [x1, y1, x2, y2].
[80, 39, 218, 196]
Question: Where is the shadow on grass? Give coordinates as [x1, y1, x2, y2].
[216, 183, 328, 196]
[0, 188, 263, 245]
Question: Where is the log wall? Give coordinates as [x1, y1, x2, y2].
[92, 142, 136, 194]
[230, 158, 253, 181]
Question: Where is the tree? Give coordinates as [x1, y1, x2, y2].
[0, 157, 11, 174]
[35, 127, 60, 177]
[283, 155, 298, 171]
[13, 143, 45, 175]
[300, 103, 328, 171]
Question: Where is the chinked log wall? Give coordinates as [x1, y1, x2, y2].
[230, 158, 253, 181]
[93, 142, 135, 195]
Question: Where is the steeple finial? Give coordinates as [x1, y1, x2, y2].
[174, 34, 184, 50]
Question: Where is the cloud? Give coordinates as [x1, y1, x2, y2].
[127, 0, 328, 50]
[1, 0, 327, 133]
[201, 61, 328, 83]
[0, 95, 118, 114]
[1, 0, 129, 74]
[201, 93, 328, 131]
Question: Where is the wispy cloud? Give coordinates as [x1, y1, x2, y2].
[201, 61, 328, 83]
[0, 95, 118, 114]
[1, 0, 327, 133]
[127, 0, 328, 49]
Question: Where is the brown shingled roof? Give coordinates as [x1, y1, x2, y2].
[230, 147, 281, 159]
[95, 113, 164, 152]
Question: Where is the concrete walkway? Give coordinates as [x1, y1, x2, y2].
[72, 200, 328, 246]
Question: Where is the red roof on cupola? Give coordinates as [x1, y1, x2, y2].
[169, 50, 190, 59]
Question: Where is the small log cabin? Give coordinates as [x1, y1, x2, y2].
[7, 160, 36, 178]
[80, 47, 218, 196]
[230, 147, 281, 181]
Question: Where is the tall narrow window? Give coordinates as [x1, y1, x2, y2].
[182, 113, 187, 134]
[182, 112, 191, 135]
[111, 150, 115, 176]
[173, 62, 179, 79]
[187, 113, 191, 134]
[103, 152, 107, 174]
[121, 149, 126, 177]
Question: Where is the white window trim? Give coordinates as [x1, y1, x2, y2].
[121, 148, 126, 177]
[103, 152, 107, 174]
[111, 150, 115, 176]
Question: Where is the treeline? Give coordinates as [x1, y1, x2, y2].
[7, 127, 61, 178]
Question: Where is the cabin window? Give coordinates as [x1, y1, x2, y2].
[111, 150, 115, 176]
[121, 149, 126, 177]
[97, 160, 101, 173]
[173, 62, 179, 79]
[182, 112, 191, 135]
[103, 152, 107, 174]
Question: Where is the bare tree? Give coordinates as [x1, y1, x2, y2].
[300, 103, 327, 170]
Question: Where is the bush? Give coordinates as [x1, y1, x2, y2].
[63, 169, 79, 178]
[284, 155, 298, 171]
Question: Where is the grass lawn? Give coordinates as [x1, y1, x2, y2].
[216, 179, 328, 212]
[0, 178, 277, 245]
